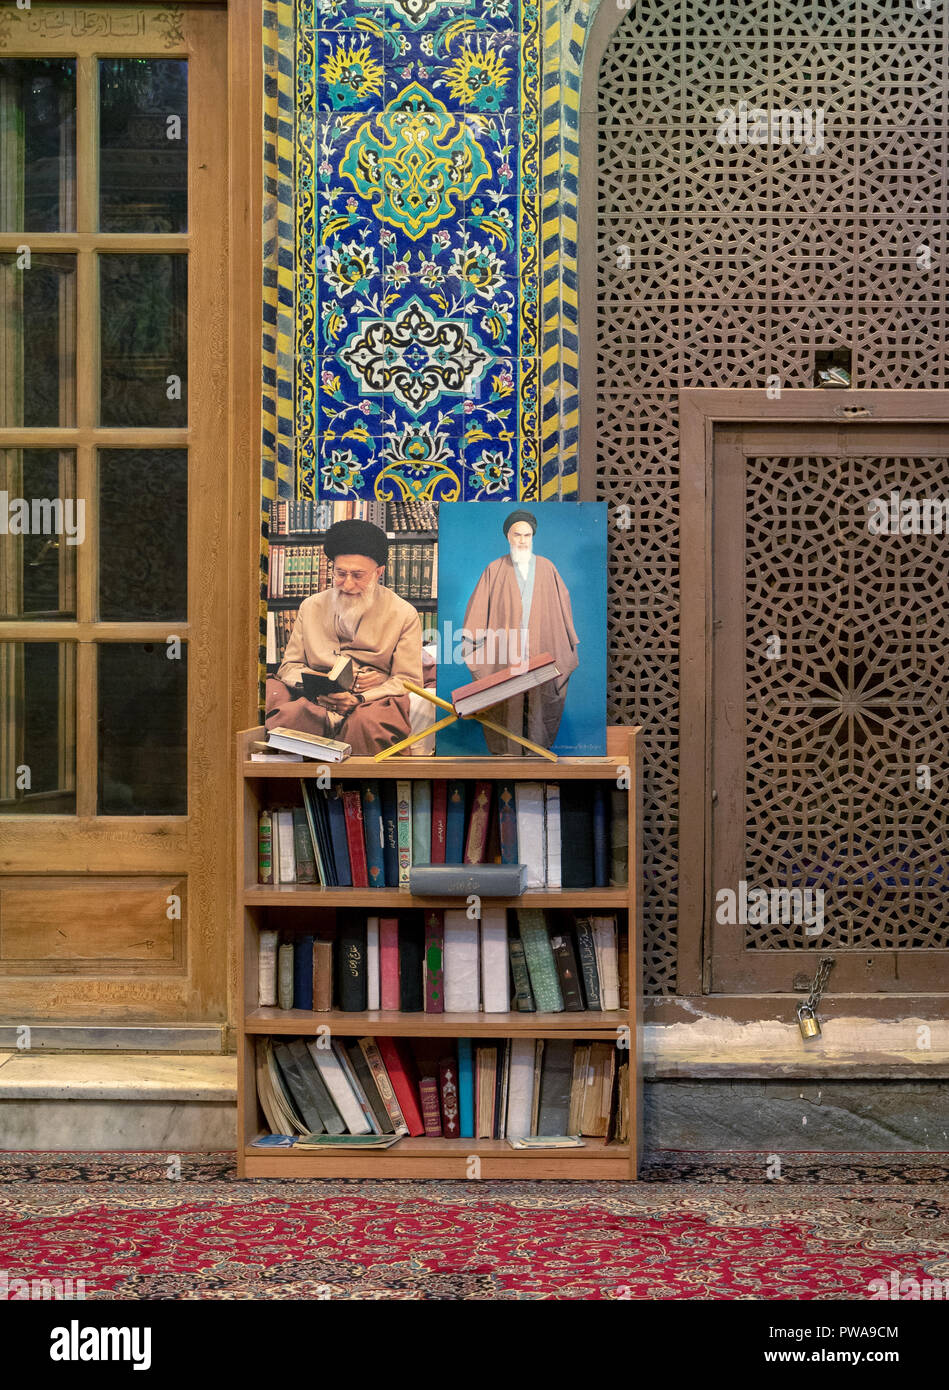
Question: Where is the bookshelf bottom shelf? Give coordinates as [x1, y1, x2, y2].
[241, 1135, 632, 1180]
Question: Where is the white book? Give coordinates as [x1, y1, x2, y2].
[514, 782, 546, 888]
[544, 784, 561, 888]
[593, 916, 620, 1011]
[306, 1041, 371, 1134]
[266, 610, 277, 666]
[366, 916, 380, 1011]
[258, 928, 279, 1006]
[332, 1041, 381, 1135]
[274, 809, 296, 884]
[443, 909, 480, 1011]
[480, 907, 510, 1012]
[505, 1037, 535, 1139]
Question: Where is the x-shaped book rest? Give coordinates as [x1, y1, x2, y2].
[373, 679, 559, 763]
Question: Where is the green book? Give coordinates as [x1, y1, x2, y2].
[516, 910, 564, 1013]
[508, 936, 536, 1012]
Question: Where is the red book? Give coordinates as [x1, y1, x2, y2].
[343, 789, 369, 888]
[377, 1036, 425, 1136]
[463, 781, 493, 864]
[431, 781, 447, 864]
[379, 917, 400, 1011]
[423, 909, 444, 1013]
[451, 652, 557, 715]
[419, 1075, 443, 1136]
[439, 1054, 460, 1138]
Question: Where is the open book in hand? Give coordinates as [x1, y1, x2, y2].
[299, 657, 357, 699]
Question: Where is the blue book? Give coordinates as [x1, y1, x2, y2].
[593, 784, 609, 887]
[445, 780, 466, 863]
[293, 934, 314, 1010]
[457, 1038, 474, 1138]
[497, 780, 519, 864]
[380, 781, 399, 887]
[411, 780, 432, 866]
[326, 785, 352, 887]
[362, 780, 386, 889]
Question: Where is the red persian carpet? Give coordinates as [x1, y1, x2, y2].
[1, 1151, 947, 1300]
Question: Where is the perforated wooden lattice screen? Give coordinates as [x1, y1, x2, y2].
[591, 0, 949, 991]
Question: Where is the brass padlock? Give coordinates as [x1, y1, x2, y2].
[797, 1005, 820, 1039]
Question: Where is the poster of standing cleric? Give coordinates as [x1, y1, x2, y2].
[434, 502, 607, 756]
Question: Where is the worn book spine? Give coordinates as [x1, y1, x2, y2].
[411, 780, 432, 865]
[309, 1045, 370, 1135]
[333, 1041, 381, 1134]
[258, 810, 273, 884]
[573, 915, 601, 1010]
[536, 1038, 574, 1136]
[443, 909, 480, 1012]
[505, 1037, 535, 1139]
[379, 917, 400, 1011]
[463, 781, 493, 864]
[398, 914, 424, 1012]
[514, 782, 546, 888]
[419, 1076, 443, 1136]
[336, 913, 367, 1012]
[594, 916, 620, 1011]
[358, 1037, 409, 1136]
[445, 780, 466, 862]
[423, 909, 444, 1013]
[292, 807, 317, 884]
[568, 1043, 591, 1135]
[396, 780, 412, 886]
[293, 934, 314, 1011]
[288, 1037, 343, 1134]
[430, 781, 447, 864]
[508, 936, 536, 1012]
[480, 907, 510, 1013]
[609, 787, 629, 887]
[312, 937, 333, 1012]
[366, 916, 380, 1011]
[346, 1042, 394, 1135]
[343, 788, 369, 888]
[516, 909, 564, 1013]
[362, 782, 386, 889]
[549, 929, 584, 1012]
[277, 942, 294, 1010]
[593, 783, 609, 887]
[274, 808, 296, 884]
[497, 781, 518, 864]
[439, 1054, 460, 1138]
[258, 928, 278, 1006]
[544, 784, 561, 888]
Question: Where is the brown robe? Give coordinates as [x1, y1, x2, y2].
[265, 584, 422, 757]
[461, 553, 579, 754]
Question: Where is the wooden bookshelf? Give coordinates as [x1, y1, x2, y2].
[237, 724, 643, 1179]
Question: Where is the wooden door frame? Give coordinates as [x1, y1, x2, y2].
[679, 389, 949, 1017]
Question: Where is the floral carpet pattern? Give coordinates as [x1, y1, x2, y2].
[1, 1151, 947, 1299]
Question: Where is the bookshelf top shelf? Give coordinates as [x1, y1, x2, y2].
[240, 726, 639, 779]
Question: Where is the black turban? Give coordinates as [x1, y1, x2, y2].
[502, 509, 537, 536]
[322, 519, 388, 567]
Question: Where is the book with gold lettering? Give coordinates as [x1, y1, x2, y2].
[335, 912, 367, 1012]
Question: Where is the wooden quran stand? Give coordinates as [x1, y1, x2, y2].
[373, 680, 559, 762]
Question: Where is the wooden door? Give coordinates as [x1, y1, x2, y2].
[680, 394, 949, 996]
[0, 4, 230, 1025]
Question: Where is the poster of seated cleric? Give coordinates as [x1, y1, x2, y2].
[264, 512, 434, 757]
[434, 502, 607, 757]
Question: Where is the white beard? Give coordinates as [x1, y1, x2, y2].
[332, 576, 377, 639]
[509, 540, 532, 578]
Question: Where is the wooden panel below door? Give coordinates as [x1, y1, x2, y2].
[0, 877, 186, 974]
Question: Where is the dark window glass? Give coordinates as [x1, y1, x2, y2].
[0, 253, 76, 427]
[99, 58, 188, 233]
[0, 59, 76, 232]
[98, 643, 187, 815]
[99, 254, 187, 427]
[0, 641, 76, 814]
[0, 449, 78, 619]
[98, 450, 187, 621]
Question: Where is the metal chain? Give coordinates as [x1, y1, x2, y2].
[805, 957, 835, 1014]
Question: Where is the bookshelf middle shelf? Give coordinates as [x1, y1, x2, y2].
[244, 888, 630, 907]
[245, 1007, 629, 1036]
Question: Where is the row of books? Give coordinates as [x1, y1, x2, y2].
[266, 609, 297, 669]
[258, 910, 626, 1015]
[269, 499, 387, 535]
[388, 500, 438, 532]
[267, 542, 437, 601]
[258, 779, 628, 890]
[257, 1034, 629, 1142]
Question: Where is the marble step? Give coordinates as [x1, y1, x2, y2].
[0, 1053, 237, 1152]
